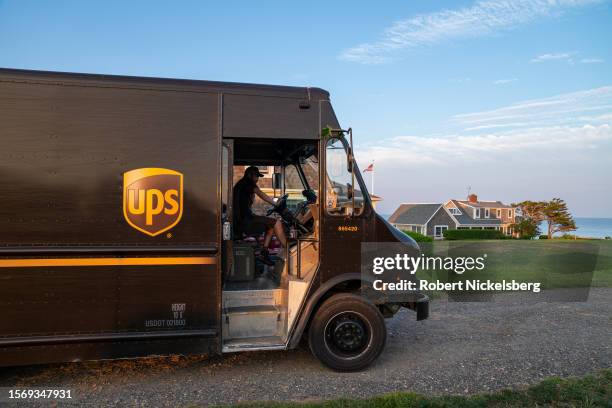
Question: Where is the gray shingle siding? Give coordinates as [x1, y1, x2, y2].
[426, 207, 456, 237]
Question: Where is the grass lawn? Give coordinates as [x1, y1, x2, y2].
[219, 369, 612, 407]
[415, 239, 612, 290]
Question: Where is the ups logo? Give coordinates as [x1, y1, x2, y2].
[123, 168, 183, 236]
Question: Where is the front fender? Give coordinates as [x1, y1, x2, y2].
[288, 273, 363, 349]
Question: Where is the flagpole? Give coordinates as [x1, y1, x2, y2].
[372, 162, 376, 195]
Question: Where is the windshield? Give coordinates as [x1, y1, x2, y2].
[285, 151, 319, 211]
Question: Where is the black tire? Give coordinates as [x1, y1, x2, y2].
[308, 293, 386, 371]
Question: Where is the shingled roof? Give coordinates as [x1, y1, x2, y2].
[456, 200, 514, 209]
[388, 203, 442, 225]
[448, 200, 502, 225]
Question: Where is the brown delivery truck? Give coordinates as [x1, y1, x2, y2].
[0, 68, 428, 371]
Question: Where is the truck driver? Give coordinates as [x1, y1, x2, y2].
[233, 166, 287, 265]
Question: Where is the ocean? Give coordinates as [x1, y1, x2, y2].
[551, 217, 612, 239]
[379, 214, 612, 239]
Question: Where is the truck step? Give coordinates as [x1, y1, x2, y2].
[222, 289, 286, 308]
[222, 336, 286, 352]
[222, 305, 285, 340]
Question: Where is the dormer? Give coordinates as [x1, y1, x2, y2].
[445, 201, 463, 216]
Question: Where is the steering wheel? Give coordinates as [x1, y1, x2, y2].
[266, 194, 289, 216]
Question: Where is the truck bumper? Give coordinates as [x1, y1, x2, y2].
[415, 295, 429, 321]
[401, 293, 429, 321]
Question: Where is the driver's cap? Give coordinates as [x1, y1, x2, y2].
[245, 166, 265, 177]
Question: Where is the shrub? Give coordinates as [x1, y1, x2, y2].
[401, 230, 433, 242]
[512, 218, 540, 239]
[443, 229, 505, 240]
[539, 234, 549, 240]
[605, 236, 611, 240]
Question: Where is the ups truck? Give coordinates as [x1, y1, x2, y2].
[0, 68, 428, 371]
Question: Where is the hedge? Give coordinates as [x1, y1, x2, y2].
[401, 230, 433, 242]
[443, 229, 506, 240]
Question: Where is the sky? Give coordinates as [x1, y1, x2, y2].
[1, 0, 611, 216]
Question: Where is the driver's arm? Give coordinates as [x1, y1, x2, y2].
[254, 186, 276, 206]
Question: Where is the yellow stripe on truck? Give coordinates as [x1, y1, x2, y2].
[0, 257, 216, 268]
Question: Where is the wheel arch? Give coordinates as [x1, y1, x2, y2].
[288, 273, 368, 349]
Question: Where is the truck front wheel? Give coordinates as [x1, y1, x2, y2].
[308, 293, 386, 371]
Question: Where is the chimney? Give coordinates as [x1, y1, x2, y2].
[468, 193, 478, 203]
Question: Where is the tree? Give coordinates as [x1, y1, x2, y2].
[512, 200, 545, 239]
[542, 198, 576, 239]
[513, 198, 576, 239]
[511, 218, 540, 239]
[514, 200, 546, 222]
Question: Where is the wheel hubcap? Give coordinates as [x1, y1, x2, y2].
[325, 312, 370, 357]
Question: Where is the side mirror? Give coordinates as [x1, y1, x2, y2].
[272, 172, 282, 190]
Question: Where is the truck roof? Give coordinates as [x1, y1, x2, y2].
[0, 67, 330, 100]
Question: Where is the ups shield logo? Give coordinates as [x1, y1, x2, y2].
[123, 168, 183, 236]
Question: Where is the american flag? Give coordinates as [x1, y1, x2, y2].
[363, 163, 374, 172]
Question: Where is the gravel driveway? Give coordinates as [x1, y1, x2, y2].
[1, 288, 610, 407]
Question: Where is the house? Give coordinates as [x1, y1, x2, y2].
[370, 194, 383, 209]
[389, 194, 518, 239]
[388, 203, 453, 238]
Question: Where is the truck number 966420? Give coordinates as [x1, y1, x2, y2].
[337, 225, 358, 232]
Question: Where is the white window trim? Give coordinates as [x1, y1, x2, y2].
[497, 209, 502, 218]
[434, 225, 449, 238]
[449, 207, 462, 215]
[508, 209, 513, 219]
[485, 208, 490, 218]
[475, 208, 481, 218]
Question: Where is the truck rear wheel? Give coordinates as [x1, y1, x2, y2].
[308, 293, 386, 371]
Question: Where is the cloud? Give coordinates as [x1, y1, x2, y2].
[339, 0, 602, 64]
[530, 52, 574, 63]
[358, 124, 612, 216]
[452, 86, 612, 130]
[493, 78, 518, 84]
[580, 58, 604, 63]
[360, 124, 612, 167]
[356, 86, 612, 216]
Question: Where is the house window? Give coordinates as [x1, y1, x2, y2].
[475, 208, 481, 218]
[434, 225, 448, 238]
[497, 209, 501, 218]
[485, 208, 490, 218]
[508, 209, 513, 218]
[449, 208, 462, 215]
